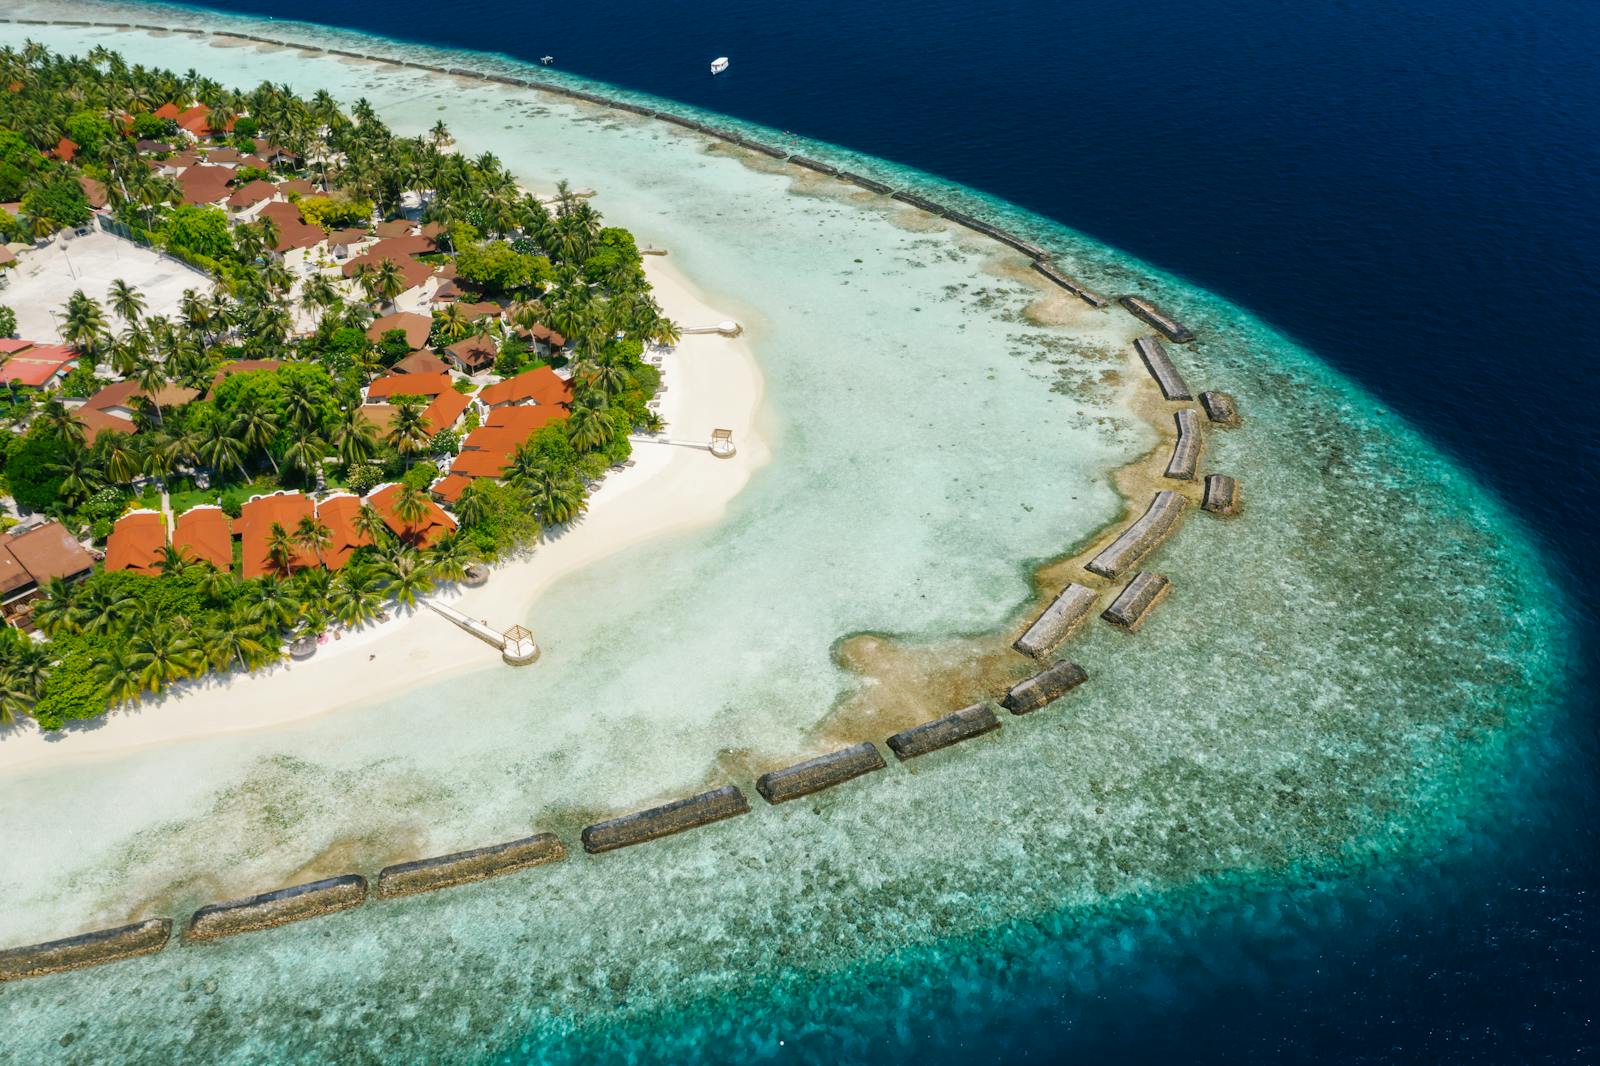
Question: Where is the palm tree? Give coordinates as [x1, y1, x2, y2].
[231, 397, 280, 474]
[133, 356, 170, 425]
[200, 607, 271, 673]
[427, 533, 474, 584]
[332, 408, 378, 470]
[377, 546, 433, 607]
[283, 431, 326, 485]
[52, 446, 104, 509]
[392, 483, 431, 543]
[360, 257, 406, 310]
[354, 502, 390, 546]
[516, 465, 587, 527]
[128, 624, 202, 694]
[102, 433, 143, 485]
[266, 521, 300, 578]
[246, 578, 298, 632]
[93, 645, 144, 707]
[156, 545, 192, 577]
[437, 301, 471, 343]
[295, 515, 332, 568]
[61, 291, 110, 357]
[0, 668, 33, 727]
[454, 482, 491, 529]
[36, 399, 87, 448]
[328, 565, 383, 627]
[198, 421, 248, 483]
[386, 396, 430, 465]
[197, 564, 234, 603]
[30, 578, 79, 637]
[566, 400, 616, 452]
[107, 279, 146, 327]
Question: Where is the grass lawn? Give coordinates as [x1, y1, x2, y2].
[168, 474, 282, 515]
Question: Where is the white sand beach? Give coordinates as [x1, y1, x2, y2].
[0, 257, 769, 771]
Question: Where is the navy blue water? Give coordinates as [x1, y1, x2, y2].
[175, 0, 1600, 1059]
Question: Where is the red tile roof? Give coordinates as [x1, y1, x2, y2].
[487, 404, 568, 434]
[368, 234, 436, 259]
[448, 445, 516, 479]
[393, 350, 451, 376]
[368, 483, 457, 548]
[478, 366, 572, 409]
[178, 164, 233, 205]
[154, 103, 182, 120]
[366, 372, 452, 400]
[357, 403, 398, 434]
[104, 512, 166, 575]
[421, 389, 471, 433]
[374, 219, 414, 238]
[0, 344, 76, 387]
[237, 493, 318, 578]
[74, 407, 136, 444]
[431, 472, 474, 504]
[172, 507, 233, 570]
[0, 521, 94, 595]
[51, 137, 77, 162]
[315, 494, 375, 570]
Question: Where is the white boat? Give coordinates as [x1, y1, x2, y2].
[710, 57, 730, 75]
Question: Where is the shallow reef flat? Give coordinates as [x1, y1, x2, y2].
[0, 3, 1573, 1061]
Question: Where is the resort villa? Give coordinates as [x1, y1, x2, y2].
[0, 520, 97, 629]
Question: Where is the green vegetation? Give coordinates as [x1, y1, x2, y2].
[0, 42, 686, 730]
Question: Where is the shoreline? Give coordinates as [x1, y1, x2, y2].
[0, 256, 770, 773]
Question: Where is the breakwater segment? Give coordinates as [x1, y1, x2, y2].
[581, 785, 751, 853]
[1165, 408, 1202, 480]
[1086, 490, 1188, 579]
[1133, 336, 1193, 401]
[755, 743, 887, 804]
[186, 875, 367, 943]
[1102, 572, 1172, 631]
[1014, 582, 1099, 658]
[0, 919, 170, 981]
[886, 703, 1002, 760]
[1001, 660, 1089, 715]
[376, 834, 566, 898]
[1120, 296, 1195, 342]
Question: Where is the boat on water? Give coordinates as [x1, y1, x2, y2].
[710, 56, 730, 75]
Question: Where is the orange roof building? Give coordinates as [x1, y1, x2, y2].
[487, 404, 568, 435]
[421, 389, 472, 433]
[366, 372, 452, 400]
[237, 493, 318, 578]
[448, 445, 516, 479]
[172, 506, 233, 570]
[393, 350, 451, 376]
[315, 494, 376, 570]
[368, 483, 457, 548]
[431, 472, 474, 505]
[103, 512, 167, 575]
[477, 366, 572, 409]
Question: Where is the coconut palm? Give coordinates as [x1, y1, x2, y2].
[101, 433, 143, 485]
[332, 408, 379, 470]
[155, 545, 192, 577]
[386, 396, 431, 465]
[61, 291, 110, 356]
[51, 446, 104, 508]
[453, 482, 491, 529]
[516, 465, 587, 527]
[566, 400, 616, 452]
[328, 565, 383, 627]
[199, 610, 271, 673]
[427, 533, 474, 584]
[197, 564, 234, 603]
[0, 668, 33, 727]
[107, 279, 146, 327]
[392, 483, 431, 542]
[266, 521, 300, 578]
[240, 579, 292, 632]
[437, 301, 471, 343]
[283, 431, 326, 486]
[377, 546, 433, 607]
[127, 623, 202, 693]
[132, 356, 170, 425]
[294, 514, 332, 568]
[93, 645, 144, 707]
[198, 421, 248, 484]
[231, 396, 280, 474]
[30, 578, 78, 638]
[354, 502, 390, 546]
[36, 399, 87, 448]
[360, 257, 406, 309]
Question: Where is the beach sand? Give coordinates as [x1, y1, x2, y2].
[0, 257, 769, 772]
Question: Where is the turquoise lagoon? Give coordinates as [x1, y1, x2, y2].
[0, 3, 1574, 1061]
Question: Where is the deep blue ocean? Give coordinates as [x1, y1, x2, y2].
[155, 0, 1600, 1059]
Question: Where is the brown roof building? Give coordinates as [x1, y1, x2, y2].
[443, 336, 497, 374]
[1, 521, 95, 625]
[178, 165, 234, 205]
[369, 483, 457, 548]
[393, 350, 450, 376]
[366, 312, 433, 352]
[227, 179, 278, 209]
[366, 372, 452, 400]
[477, 366, 572, 409]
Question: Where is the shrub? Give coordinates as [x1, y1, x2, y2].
[346, 462, 383, 496]
[0, 304, 16, 338]
[220, 492, 245, 519]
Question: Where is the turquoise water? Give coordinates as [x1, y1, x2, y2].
[0, 3, 1573, 1061]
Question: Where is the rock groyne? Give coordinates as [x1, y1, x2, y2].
[886, 703, 1002, 760]
[186, 875, 367, 943]
[1203, 474, 1242, 516]
[1102, 572, 1172, 631]
[376, 833, 566, 898]
[1001, 660, 1089, 715]
[1120, 296, 1195, 343]
[0, 919, 170, 981]
[581, 785, 751, 854]
[1133, 336, 1193, 402]
[1014, 583, 1099, 658]
[755, 743, 888, 804]
[1165, 408, 1202, 480]
[1086, 490, 1188, 579]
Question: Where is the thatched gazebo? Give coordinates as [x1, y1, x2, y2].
[463, 563, 490, 587]
[289, 634, 318, 660]
[709, 428, 736, 459]
[501, 625, 539, 665]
